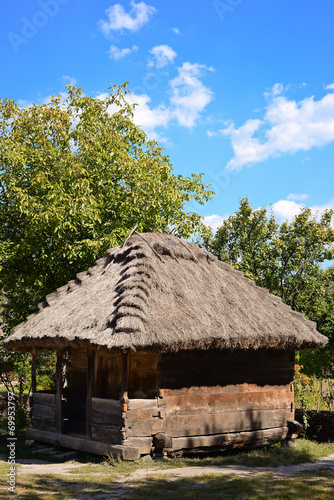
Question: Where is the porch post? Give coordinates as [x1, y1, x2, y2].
[31, 347, 37, 394]
[121, 352, 129, 410]
[55, 347, 64, 434]
[86, 348, 95, 439]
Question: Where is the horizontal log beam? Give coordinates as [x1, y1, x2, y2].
[159, 390, 293, 415]
[160, 384, 292, 397]
[32, 393, 56, 407]
[25, 428, 140, 460]
[124, 408, 290, 438]
[171, 426, 289, 451]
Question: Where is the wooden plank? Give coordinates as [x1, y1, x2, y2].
[92, 412, 123, 426]
[32, 404, 56, 420]
[130, 353, 161, 371]
[159, 390, 293, 415]
[163, 409, 289, 437]
[124, 437, 153, 455]
[55, 347, 63, 434]
[32, 393, 56, 407]
[123, 407, 159, 423]
[124, 408, 289, 438]
[25, 428, 140, 460]
[31, 417, 56, 431]
[92, 398, 122, 415]
[127, 399, 158, 411]
[172, 426, 288, 451]
[91, 425, 122, 444]
[124, 417, 164, 437]
[160, 384, 292, 397]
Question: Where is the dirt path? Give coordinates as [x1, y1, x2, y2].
[9, 452, 334, 478]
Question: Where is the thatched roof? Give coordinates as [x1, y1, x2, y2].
[5, 232, 327, 353]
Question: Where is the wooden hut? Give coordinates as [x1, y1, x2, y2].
[5, 232, 327, 460]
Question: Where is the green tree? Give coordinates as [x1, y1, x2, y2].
[202, 198, 334, 377]
[0, 84, 213, 424]
[0, 83, 213, 328]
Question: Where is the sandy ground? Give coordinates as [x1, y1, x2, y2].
[2, 452, 334, 479]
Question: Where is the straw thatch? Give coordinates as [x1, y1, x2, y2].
[5, 232, 327, 353]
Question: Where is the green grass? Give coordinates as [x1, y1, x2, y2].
[1, 439, 334, 499]
[1, 468, 334, 499]
[122, 471, 334, 500]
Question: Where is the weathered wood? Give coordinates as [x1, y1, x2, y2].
[86, 349, 95, 439]
[31, 416, 56, 431]
[127, 398, 158, 411]
[92, 397, 122, 415]
[160, 383, 293, 397]
[123, 407, 159, 422]
[91, 424, 122, 444]
[124, 408, 289, 438]
[55, 347, 63, 434]
[121, 352, 129, 400]
[164, 409, 289, 437]
[25, 428, 140, 460]
[161, 349, 294, 389]
[32, 404, 56, 420]
[159, 389, 293, 416]
[124, 417, 164, 437]
[31, 347, 37, 394]
[123, 437, 153, 455]
[32, 393, 56, 407]
[92, 397, 123, 426]
[130, 353, 161, 370]
[171, 427, 289, 451]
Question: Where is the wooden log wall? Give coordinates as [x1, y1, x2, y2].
[128, 352, 161, 399]
[31, 392, 56, 432]
[121, 349, 295, 454]
[91, 397, 123, 444]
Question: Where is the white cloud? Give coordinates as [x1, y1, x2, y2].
[287, 193, 310, 201]
[62, 75, 78, 86]
[97, 61, 214, 139]
[108, 44, 138, 60]
[325, 83, 334, 90]
[148, 45, 177, 68]
[203, 214, 228, 231]
[271, 198, 334, 221]
[172, 27, 181, 35]
[99, 1, 156, 34]
[127, 93, 171, 139]
[128, 62, 214, 134]
[169, 62, 214, 127]
[218, 83, 334, 171]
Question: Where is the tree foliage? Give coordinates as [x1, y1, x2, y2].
[0, 84, 213, 328]
[201, 198, 334, 376]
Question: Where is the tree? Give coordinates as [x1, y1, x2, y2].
[0, 84, 213, 424]
[201, 198, 334, 377]
[0, 84, 213, 328]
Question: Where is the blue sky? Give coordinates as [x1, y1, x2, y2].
[1, 0, 334, 229]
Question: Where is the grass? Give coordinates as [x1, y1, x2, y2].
[0, 439, 334, 499]
[1, 466, 334, 499]
[121, 471, 334, 500]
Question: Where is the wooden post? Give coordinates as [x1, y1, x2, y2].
[55, 347, 63, 434]
[121, 352, 129, 410]
[86, 348, 95, 439]
[31, 347, 37, 394]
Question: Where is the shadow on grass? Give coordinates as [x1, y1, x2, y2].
[9, 472, 334, 500]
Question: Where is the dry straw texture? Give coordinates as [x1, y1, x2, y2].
[5, 233, 327, 353]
